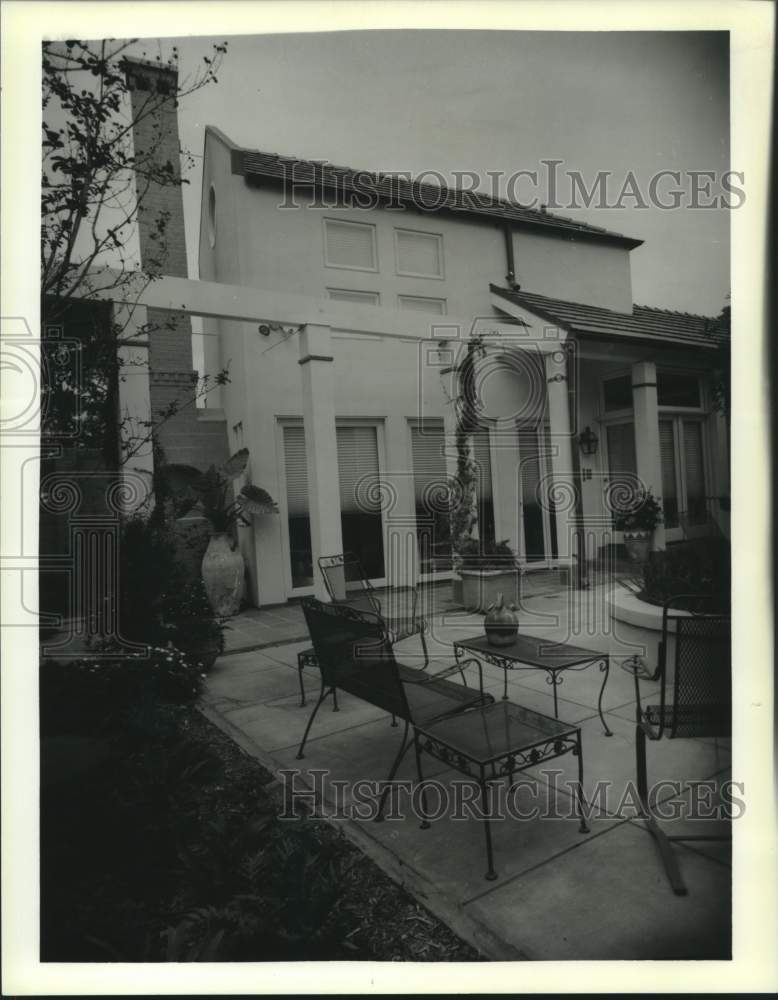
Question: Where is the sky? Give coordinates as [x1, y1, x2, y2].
[147, 30, 729, 316]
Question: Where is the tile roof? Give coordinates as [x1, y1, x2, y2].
[229, 144, 643, 250]
[490, 285, 728, 350]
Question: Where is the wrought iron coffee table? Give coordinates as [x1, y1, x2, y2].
[453, 633, 612, 736]
[415, 700, 590, 880]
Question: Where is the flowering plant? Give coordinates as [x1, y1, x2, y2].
[614, 486, 663, 533]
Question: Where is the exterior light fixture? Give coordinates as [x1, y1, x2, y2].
[578, 425, 599, 456]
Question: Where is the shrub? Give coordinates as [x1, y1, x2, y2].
[117, 513, 224, 666]
[458, 538, 518, 571]
[40, 648, 205, 737]
[640, 539, 730, 610]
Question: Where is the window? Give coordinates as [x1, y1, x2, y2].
[410, 421, 451, 573]
[657, 370, 701, 408]
[398, 295, 446, 315]
[282, 425, 313, 589]
[395, 228, 443, 278]
[337, 425, 385, 580]
[327, 288, 380, 305]
[323, 219, 377, 271]
[603, 375, 633, 412]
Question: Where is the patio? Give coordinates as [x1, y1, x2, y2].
[202, 576, 731, 960]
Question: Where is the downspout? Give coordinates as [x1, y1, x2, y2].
[503, 223, 518, 289]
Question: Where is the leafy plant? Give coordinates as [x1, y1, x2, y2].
[614, 486, 663, 533]
[116, 510, 225, 662]
[160, 448, 278, 534]
[457, 537, 519, 571]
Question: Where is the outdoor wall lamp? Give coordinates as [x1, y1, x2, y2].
[578, 425, 599, 456]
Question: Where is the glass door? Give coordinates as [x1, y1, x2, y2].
[659, 417, 709, 540]
[336, 424, 385, 582]
[517, 422, 556, 565]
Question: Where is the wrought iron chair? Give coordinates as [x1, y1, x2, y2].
[297, 598, 588, 880]
[318, 552, 429, 668]
[297, 596, 489, 762]
[631, 594, 731, 895]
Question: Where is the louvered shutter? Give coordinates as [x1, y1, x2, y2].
[337, 426, 380, 513]
[682, 421, 705, 523]
[410, 423, 447, 504]
[659, 420, 678, 526]
[396, 230, 442, 277]
[606, 422, 637, 475]
[472, 427, 493, 501]
[283, 425, 309, 516]
[324, 220, 376, 269]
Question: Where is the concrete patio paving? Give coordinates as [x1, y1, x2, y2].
[201, 580, 731, 961]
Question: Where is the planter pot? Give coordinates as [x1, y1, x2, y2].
[606, 586, 693, 680]
[201, 532, 244, 618]
[460, 568, 521, 613]
[623, 530, 653, 564]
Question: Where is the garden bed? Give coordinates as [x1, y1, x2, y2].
[41, 687, 480, 962]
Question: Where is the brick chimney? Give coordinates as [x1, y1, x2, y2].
[124, 59, 227, 470]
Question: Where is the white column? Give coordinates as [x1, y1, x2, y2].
[115, 303, 154, 515]
[299, 324, 343, 601]
[544, 347, 576, 564]
[631, 361, 665, 550]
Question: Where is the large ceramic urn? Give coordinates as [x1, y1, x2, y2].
[484, 592, 519, 647]
[201, 532, 244, 617]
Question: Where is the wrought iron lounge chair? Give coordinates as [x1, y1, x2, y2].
[631, 594, 731, 895]
[297, 598, 588, 880]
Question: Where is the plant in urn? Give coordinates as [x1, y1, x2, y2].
[484, 592, 518, 647]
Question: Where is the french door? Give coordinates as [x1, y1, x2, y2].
[659, 417, 709, 540]
[280, 421, 386, 594]
[517, 422, 558, 565]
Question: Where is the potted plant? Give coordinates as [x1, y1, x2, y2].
[458, 538, 522, 612]
[614, 486, 663, 564]
[160, 449, 278, 617]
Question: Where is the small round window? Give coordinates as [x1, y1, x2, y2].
[207, 185, 216, 248]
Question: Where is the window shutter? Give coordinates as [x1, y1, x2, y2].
[606, 422, 637, 476]
[283, 425, 309, 517]
[682, 421, 705, 496]
[398, 295, 446, 315]
[659, 421, 677, 501]
[396, 230, 442, 276]
[324, 220, 376, 270]
[410, 422, 447, 504]
[337, 426, 380, 513]
[472, 427, 493, 501]
[328, 288, 379, 305]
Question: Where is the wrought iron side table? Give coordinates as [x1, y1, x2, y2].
[453, 633, 612, 737]
[415, 700, 590, 880]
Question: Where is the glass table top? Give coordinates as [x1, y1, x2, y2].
[454, 632, 606, 669]
[420, 700, 577, 765]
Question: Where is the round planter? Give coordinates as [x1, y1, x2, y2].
[623, 530, 653, 564]
[606, 586, 692, 679]
[201, 532, 244, 618]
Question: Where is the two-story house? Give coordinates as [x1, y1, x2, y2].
[197, 125, 729, 608]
